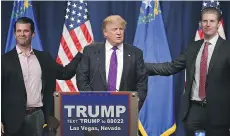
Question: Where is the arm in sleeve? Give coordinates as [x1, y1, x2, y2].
[55, 52, 83, 80]
[76, 47, 92, 91]
[145, 51, 186, 76]
[135, 50, 148, 106]
[228, 42, 230, 68]
[1, 57, 5, 122]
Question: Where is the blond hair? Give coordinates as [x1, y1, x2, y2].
[102, 15, 127, 31]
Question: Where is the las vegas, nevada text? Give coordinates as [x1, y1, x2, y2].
[64, 105, 126, 131]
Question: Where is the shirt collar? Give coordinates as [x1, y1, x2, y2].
[105, 40, 123, 52]
[204, 33, 219, 46]
[16, 45, 34, 56]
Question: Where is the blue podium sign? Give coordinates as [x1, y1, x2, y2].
[59, 92, 131, 136]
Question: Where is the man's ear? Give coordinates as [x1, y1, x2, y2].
[198, 21, 201, 28]
[103, 29, 107, 38]
[217, 21, 221, 29]
[32, 32, 35, 38]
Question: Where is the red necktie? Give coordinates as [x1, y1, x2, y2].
[199, 42, 209, 100]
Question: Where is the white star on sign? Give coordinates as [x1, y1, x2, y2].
[69, 24, 73, 28]
[203, 2, 207, 7]
[143, 0, 152, 9]
[65, 15, 69, 19]
[77, 12, 82, 17]
[72, 3, 77, 8]
[72, 10, 76, 15]
[66, 8, 70, 13]
[67, 1, 71, 6]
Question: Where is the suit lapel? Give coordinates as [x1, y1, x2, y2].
[98, 45, 108, 90]
[10, 48, 25, 85]
[119, 44, 131, 90]
[207, 37, 224, 74]
[190, 40, 204, 82]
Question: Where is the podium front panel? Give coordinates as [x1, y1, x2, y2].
[54, 91, 138, 136]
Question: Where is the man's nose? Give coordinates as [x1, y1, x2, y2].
[20, 31, 25, 36]
[116, 30, 121, 34]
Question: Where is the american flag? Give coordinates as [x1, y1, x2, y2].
[56, 0, 94, 92]
[195, 0, 225, 41]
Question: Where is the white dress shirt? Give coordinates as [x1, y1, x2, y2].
[16, 46, 43, 107]
[191, 34, 219, 101]
[105, 41, 123, 91]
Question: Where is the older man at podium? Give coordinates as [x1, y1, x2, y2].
[76, 15, 148, 109]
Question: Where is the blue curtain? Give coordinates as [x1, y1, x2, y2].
[2, 1, 230, 135]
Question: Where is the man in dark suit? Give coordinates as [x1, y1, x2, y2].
[1, 17, 82, 136]
[146, 7, 230, 136]
[76, 15, 147, 108]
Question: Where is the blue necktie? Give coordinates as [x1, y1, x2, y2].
[108, 46, 118, 91]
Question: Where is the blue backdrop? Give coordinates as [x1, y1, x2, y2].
[2, 1, 230, 136]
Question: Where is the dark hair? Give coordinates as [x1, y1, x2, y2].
[200, 7, 222, 22]
[14, 17, 35, 33]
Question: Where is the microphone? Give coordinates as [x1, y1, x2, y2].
[81, 49, 100, 91]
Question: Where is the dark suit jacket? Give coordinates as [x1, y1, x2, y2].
[76, 42, 148, 104]
[146, 37, 230, 126]
[1, 48, 82, 133]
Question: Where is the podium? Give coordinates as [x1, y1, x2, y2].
[54, 91, 139, 136]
